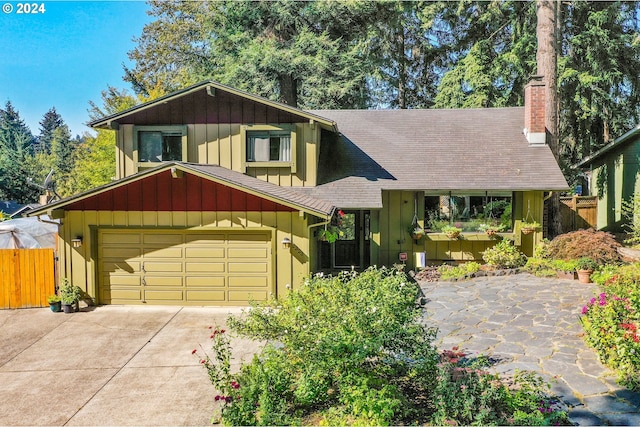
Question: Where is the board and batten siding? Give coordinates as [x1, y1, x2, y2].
[116, 122, 321, 187]
[377, 190, 544, 268]
[589, 138, 640, 231]
[58, 209, 310, 305]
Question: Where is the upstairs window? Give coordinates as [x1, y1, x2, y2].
[247, 131, 291, 162]
[134, 126, 187, 167]
[242, 124, 296, 172]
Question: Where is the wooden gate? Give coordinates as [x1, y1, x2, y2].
[560, 196, 598, 232]
[0, 249, 56, 309]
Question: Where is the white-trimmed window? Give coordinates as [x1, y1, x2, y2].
[134, 125, 187, 167]
[242, 124, 296, 172]
[425, 192, 513, 232]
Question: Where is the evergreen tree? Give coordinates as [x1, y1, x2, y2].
[124, 0, 379, 108]
[0, 101, 40, 203]
[37, 107, 64, 155]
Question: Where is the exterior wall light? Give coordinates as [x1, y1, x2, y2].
[72, 237, 82, 248]
[281, 237, 291, 249]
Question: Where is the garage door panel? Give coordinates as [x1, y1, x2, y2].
[185, 247, 225, 258]
[186, 234, 225, 244]
[143, 262, 183, 272]
[228, 248, 268, 258]
[186, 290, 226, 301]
[104, 275, 141, 286]
[143, 234, 184, 245]
[102, 262, 139, 273]
[102, 248, 141, 259]
[102, 233, 141, 244]
[144, 290, 184, 301]
[110, 289, 142, 300]
[186, 277, 226, 287]
[229, 290, 268, 301]
[229, 262, 268, 273]
[185, 262, 225, 273]
[143, 247, 183, 258]
[144, 276, 183, 286]
[229, 276, 268, 287]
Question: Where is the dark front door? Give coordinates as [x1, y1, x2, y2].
[334, 211, 359, 268]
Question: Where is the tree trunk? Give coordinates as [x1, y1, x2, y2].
[537, 0, 563, 237]
[279, 74, 298, 107]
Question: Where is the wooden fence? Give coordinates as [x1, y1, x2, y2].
[0, 249, 56, 309]
[560, 196, 598, 232]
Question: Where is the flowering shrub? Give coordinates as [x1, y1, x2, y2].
[580, 263, 640, 390]
[196, 267, 570, 425]
[432, 347, 570, 426]
[482, 240, 527, 269]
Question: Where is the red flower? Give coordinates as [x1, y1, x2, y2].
[338, 209, 345, 217]
[231, 381, 240, 389]
[191, 349, 197, 355]
[200, 359, 206, 364]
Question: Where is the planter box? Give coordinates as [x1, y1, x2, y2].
[556, 270, 577, 280]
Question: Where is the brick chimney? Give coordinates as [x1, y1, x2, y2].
[524, 75, 546, 146]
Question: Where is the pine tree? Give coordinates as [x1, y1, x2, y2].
[37, 107, 64, 155]
[0, 102, 40, 203]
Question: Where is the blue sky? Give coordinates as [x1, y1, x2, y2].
[0, 1, 152, 137]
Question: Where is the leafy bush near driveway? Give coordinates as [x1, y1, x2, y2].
[195, 267, 569, 425]
[438, 261, 481, 280]
[580, 263, 640, 390]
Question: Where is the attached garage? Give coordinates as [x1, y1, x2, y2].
[28, 163, 335, 306]
[98, 229, 272, 305]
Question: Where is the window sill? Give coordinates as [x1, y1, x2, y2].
[246, 162, 294, 168]
[425, 232, 514, 241]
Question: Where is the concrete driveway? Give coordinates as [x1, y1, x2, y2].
[0, 306, 260, 426]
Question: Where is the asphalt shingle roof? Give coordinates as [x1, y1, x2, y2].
[304, 107, 568, 208]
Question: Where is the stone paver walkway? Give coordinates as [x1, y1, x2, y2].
[419, 274, 640, 426]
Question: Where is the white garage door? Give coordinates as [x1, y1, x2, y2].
[98, 230, 272, 305]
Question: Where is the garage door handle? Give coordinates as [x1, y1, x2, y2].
[141, 262, 146, 272]
[142, 278, 146, 286]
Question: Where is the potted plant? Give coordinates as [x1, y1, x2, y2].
[47, 295, 62, 312]
[477, 223, 505, 236]
[441, 225, 462, 239]
[60, 279, 83, 313]
[407, 224, 425, 241]
[317, 227, 339, 243]
[575, 257, 598, 284]
[520, 221, 541, 235]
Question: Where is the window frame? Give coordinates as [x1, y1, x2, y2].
[133, 125, 188, 169]
[241, 124, 297, 173]
[424, 191, 514, 233]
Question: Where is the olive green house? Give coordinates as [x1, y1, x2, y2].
[577, 124, 640, 231]
[29, 79, 567, 306]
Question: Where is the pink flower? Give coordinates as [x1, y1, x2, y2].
[581, 306, 588, 314]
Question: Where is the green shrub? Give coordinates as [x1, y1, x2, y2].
[196, 267, 570, 425]
[575, 257, 598, 271]
[523, 257, 557, 277]
[551, 259, 578, 272]
[580, 263, 640, 390]
[546, 229, 622, 265]
[438, 262, 481, 280]
[622, 194, 640, 246]
[482, 240, 527, 269]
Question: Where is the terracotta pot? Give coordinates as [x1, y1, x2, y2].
[521, 227, 535, 235]
[445, 231, 460, 239]
[577, 269, 593, 284]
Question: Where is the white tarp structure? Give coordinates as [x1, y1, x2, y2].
[0, 216, 59, 249]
